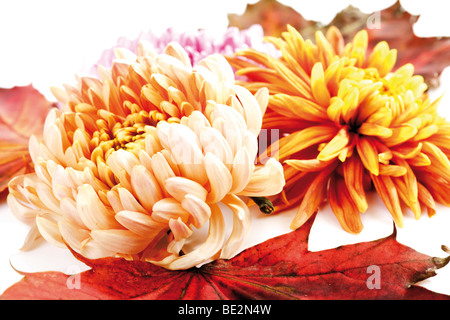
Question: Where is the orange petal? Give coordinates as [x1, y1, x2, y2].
[311, 62, 331, 107]
[356, 137, 379, 176]
[358, 123, 392, 138]
[417, 182, 436, 217]
[343, 154, 368, 213]
[328, 174, 363, 234]
[290, 164, 336, 230]
[371, 174, 404, 227]
[264, 125, 337, 162]
[384, 124, 417, 147]
[317, 127, 350, 161]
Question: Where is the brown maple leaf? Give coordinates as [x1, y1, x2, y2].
[329, 1, 450, 88]
[229, 0, 450, 88]
[0, 85, 55, 193]
[228, 0, 320, 38]
[1, 215, 449, 300]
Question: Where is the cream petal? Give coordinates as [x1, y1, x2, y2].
[130, 165, 163, 212]
[36, 215, 64, 248]
[243, 131, 258, 163]
[28, 134, 40, 164]
[168, 124, 207, 185]
[155, 121, 171, 150]
[115, 210, 167, 238]
[118, 187, 147, 213]
[200, 126, 234, 168]
[220, 194, 251, 259]
[198, 53, 235, 84]
[138, 149, 153, 171]
[238, 158, 285, 196]
[254, 87, 269, 116]
[90, 229, 151, 255]
[165, 42, 192, 69]
[229, 147, 253, 194]
[181, 194, 211, 229]
[144, 129, 162, 156]
[164, 176, 208, 203]
[43, 123, 67, 165]
[20, 223, 42, 251]
[234, 85, 263, 135]
[152, 198, 190, 223]
[76, 184, 121, 230]
[35, 181, 62, 214]
[210, 104, 246, 155]
[114, 47, 137, 61]
[58, 220, 90, 252]
[33, 161, 52, 186]
[155, 202, 225, 270]
[204, 152, 232, 203]
[60, 197, 85, 227]
[167, 238, 186, 255]
[72, 128, 90, 157]
[6, 193, 38, 224]
[106, 149, 140, 175]
[182, 111, 211, 138]
[150, 152, 176, 194]
[168, 217, 193, 241]
[80, 237, 117, 259]
[106, 189, 124, 213]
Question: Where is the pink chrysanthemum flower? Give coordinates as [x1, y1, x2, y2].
[91, 25, 278, 74]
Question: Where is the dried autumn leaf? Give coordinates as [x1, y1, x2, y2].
[0, 85, 55, 192]
[329, 1, 450, 88]
[228, 0, 320, 38]
[229, 0, 450, 87]
[2, 215, 449, 300]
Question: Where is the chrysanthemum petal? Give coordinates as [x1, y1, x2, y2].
[152, 203, 225, 270]
[371, 174, 404, 227]
[130, 165, 163, 212]
[115, 210, 167, 238]
[317, 127, 350, 161]
[76, 184, 121, 230]
[238, 158, 284, 197]
[328, 174, 363, 234]
[181, 194, 211, 229]
[90, 229, 151, 255]
[356, 137, 379, 176]
[311, 62, 331, 107]
[36, 215, 64, 248]
[290, 164, 336, 230]
[152, 198, 190, 223]
[229, 147, 253, 194]
[165, 176, 208, 203]
[220, 194, 251, 259]
[204, 152, 232, 203]
[342, 154, 368, 213]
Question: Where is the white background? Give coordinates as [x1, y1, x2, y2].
[1, 0, 450, 297]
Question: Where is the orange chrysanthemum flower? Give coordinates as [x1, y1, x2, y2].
[229, 25, 450, 234]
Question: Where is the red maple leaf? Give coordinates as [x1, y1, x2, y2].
[1, 215, 449, 300]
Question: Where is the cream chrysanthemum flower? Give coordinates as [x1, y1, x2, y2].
[230, 25, 450, 234]
[7, 42, 285, 270]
